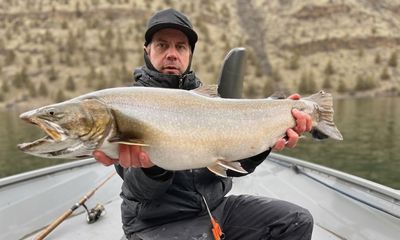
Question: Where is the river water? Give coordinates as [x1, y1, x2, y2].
[0, 97, 399, 189]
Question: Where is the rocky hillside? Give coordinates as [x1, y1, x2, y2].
[0, 0, 399, 109]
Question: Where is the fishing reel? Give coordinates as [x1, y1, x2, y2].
[82, 203, 106, 224]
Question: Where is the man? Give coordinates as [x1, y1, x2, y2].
[94, 8, 313, 240]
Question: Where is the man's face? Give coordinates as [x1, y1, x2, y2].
[146, 28, 191, 75]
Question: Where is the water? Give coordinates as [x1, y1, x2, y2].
[0, 97, 399, 189]
[282, 96, 400, 189]
[0, 110, 73, 178]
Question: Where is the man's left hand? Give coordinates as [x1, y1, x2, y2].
[273, 94, 312, 151]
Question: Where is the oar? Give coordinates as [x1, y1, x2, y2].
[35, 171, 116, 240]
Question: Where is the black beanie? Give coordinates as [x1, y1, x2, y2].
[144, 8, 198, 52]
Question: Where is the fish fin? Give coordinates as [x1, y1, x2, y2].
[303, 90, 343, 140]
[268, 91, 286, 100]
[207, 165, 228, 177]
[217, 160, 248, 174]
[191, 84, 220, 97]
[108, 136, 150, 147]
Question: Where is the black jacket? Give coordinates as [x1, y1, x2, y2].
[116, 66, 271, 236]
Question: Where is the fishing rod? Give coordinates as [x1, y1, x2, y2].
[34, 171, 116, 240]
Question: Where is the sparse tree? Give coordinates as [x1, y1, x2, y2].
[55, 89, 66, 102]
[48, 66, 58, 82]
[358, 48, 364, 58]
[27, 82, 37, 98]
[374, 53, 381, 64]
[66, 30, 78, 54]
[44, 49, 53, 65]
[308, 71, 317, 92]
[86, 66, 97, 88]
[354, 75, 377, 91]
[298, 71, 308, 94]
[2, 81, 9, 93]
[337, 79, 347, 93]
[288, 53, 300, 70]
[5, 50, 16, 66]
[298, 70, 317, 94]
[388, 51, 397, 67]
[24, 55, 32, 65]
[38, 81, 48, 97]
[324, 60, 335, 76]
[380, 67, 390, 81]
[61, 20, 68, 29]
[13, 67, 29, 89]
[75, 2, 82, 18]
[271, 68, 282, 82]
[322, 76, 332, 89]
[120, 65, 132, 86]
[96, 71, 107, 90]
[66, 76, 76, 91]
[44, 29, 54, 43]
[263, 79, 274, 97]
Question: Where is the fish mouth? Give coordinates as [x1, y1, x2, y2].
[18, 116, 68, 153]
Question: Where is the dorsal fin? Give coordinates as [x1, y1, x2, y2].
[191, 85, 220, 97]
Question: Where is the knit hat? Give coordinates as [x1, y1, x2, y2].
[144, 8, 198, 52]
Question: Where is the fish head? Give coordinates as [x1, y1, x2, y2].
[18, 98, 114, 159]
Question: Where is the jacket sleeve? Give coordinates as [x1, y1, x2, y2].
[122, 166, 174, 201]
[226, 149, 271, 177]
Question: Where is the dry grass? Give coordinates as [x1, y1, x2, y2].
[1, 0, 400, 109]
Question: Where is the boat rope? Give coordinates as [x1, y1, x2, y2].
[34, 171, 116, 240]
[291, 165, 400, 220]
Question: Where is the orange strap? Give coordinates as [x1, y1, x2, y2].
[211, 218, 224, 240]
[202, 195, 224, 240]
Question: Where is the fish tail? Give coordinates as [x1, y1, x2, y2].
[304, 91, 343, 140]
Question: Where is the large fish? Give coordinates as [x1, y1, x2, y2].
[18, 86, 343, 176]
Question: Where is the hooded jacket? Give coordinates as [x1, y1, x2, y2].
[116, 66, 271, 236]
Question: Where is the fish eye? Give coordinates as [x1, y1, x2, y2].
[46, 108, 57, 116]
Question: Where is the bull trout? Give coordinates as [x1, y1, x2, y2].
[18, 86, 343, 177]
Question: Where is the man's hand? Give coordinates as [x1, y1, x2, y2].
[272, 94, 312, 151]
[93, 145, 154, 168]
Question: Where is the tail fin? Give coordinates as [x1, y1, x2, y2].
[303, 91, 343, 140]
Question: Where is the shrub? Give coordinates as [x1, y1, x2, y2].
[324, 60, 335, 76]
[66, 76, 76, 91]
[388, 51, 397, 67]
[2, 81, 9, 93]
[298, 70, 317, 94]
[288, 53, 300, 70]
[337, 79, 347, 93]
[48, 66, 58, 82]
[322, 76, 332, 89]
[374, 53, 381, 64]
[55, 89, 66, 102]
[380, 67, 390, 80]
[354, 75, 377, 91]
[38, 81, 48, 97]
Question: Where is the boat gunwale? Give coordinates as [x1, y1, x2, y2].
[268, 153, 400, 203]
[0, 158, 96, 188]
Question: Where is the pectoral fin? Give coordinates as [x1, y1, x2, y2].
[207, 160, 248, 177]
[207, 165, 228, 177]
[108, 136, 150, 147]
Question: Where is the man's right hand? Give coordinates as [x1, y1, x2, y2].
[93, 145, 154, 168]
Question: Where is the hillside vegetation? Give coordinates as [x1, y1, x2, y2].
[0, 0, 399, 110]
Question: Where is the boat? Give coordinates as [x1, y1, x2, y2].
[1, 154, 399, 240]
[1, 48, 399, 240]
